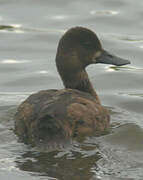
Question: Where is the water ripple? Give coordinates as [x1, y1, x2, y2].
[22, 27, 65, 34]
[49, 15, 68, 20]
[0, 24, 65, 34]
[120, 92, 143, 98]
[104, 33, 143, 43]
[0, 59, 31, 64]
[105, 65, 142, 72]
[0, 24, 24, 33]
[89, 10, 119, 16]
[38, 70, 49, 74]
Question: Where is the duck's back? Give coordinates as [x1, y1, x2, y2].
[15, 89, 109, 146]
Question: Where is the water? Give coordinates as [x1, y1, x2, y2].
[0, 0, 143, 179]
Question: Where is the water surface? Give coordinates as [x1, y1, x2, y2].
[0, 0, 143, 179]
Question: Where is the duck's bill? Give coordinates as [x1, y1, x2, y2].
[96, 50, 130, 66]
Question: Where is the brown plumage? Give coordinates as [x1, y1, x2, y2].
[14, 27, 130, 147]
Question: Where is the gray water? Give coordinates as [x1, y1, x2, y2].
[0, 0, 143, 179]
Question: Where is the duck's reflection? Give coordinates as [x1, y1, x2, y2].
[15, 146, 101, 180]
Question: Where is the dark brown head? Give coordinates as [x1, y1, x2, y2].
[56, 27, 103, 73]
[55, 27, 130, 90]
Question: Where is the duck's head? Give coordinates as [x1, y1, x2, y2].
[56, 27, 130, 75]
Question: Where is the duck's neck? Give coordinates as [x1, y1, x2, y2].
[61, 70, 100, 103]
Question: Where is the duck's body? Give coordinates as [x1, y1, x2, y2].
[15, 27, 130, 146]
[15, 89, 109, 146]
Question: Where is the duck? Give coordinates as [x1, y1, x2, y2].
[14, 27, 130, 147]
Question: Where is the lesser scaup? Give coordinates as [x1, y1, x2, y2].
[15, 27, 130, 147]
